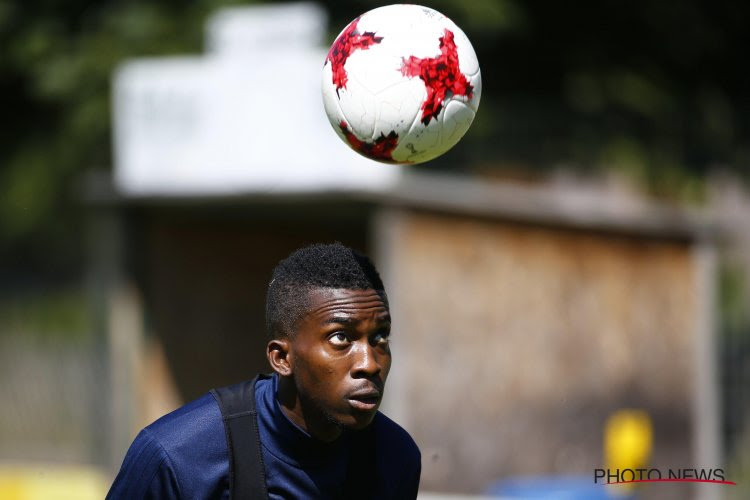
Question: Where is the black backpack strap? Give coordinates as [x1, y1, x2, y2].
[210, 375, 269, 500]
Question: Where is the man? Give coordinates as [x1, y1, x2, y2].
[107, 242, 421, 499]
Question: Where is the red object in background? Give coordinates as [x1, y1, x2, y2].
[326, 18, 383, 95]
[401, 29, 474, 125]
[339, 121, 400, 163]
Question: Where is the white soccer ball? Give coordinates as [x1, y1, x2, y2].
[322, 4, 482, 164]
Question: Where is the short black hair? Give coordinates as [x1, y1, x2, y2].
[265, 242, 387, 339]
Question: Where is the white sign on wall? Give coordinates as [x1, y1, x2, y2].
[113, 2, 402, 196]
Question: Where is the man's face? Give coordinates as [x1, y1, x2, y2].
[289, 287, 392, 430]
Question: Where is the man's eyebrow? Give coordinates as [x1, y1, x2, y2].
[324, 315, 356, 325]
[323, 314, 391, 325]
[378, 314, 392, 324]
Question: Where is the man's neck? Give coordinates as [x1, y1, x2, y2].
[276, 376, 343, 443]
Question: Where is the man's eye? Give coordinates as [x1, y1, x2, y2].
[329, 332, 351, 346]
[373, 331, 390, 346]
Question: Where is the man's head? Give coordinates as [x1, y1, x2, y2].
[265, 242, 387, 340]
[265, 243, 392, 439]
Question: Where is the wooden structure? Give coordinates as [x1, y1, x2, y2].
[87, 171, 720, 499]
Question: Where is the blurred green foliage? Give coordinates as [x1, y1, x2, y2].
[721, 261, 750, 335]
[0, 288, 90, 339]
[1, 0, 749, 284]
[391, 0, 750, 198]
[0, 0, 253, 285]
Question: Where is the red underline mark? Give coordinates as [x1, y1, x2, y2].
[605, 479, 736, 486]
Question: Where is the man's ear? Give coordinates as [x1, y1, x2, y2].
[267, 338, 293, 376]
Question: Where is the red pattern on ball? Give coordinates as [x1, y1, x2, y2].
[326, 18, 383, 95]
[339, 121, 400, 162]
[400, 29, 474, 125]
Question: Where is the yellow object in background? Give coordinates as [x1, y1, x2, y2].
[604, 409, 653, 493]
[605, 409, 653, 469]
[0, 464, 109, 500]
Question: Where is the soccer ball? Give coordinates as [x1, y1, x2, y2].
[322, 4, 481, 164]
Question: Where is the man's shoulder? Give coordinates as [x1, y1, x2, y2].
[141, 393, 226, 462]
[144, 375, 270, 452]
[108, 393, 229, 499]
[372, 411, 421, 462]
[145, 393, 222, 447]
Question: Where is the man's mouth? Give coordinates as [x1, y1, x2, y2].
[347, 389, 382, 411]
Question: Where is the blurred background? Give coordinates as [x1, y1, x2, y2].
[0, 0, 749, 499]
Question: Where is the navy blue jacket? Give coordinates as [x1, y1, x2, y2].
[107, 374, 421, 499]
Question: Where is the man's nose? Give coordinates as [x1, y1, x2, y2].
[351, 340, 381, 378]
